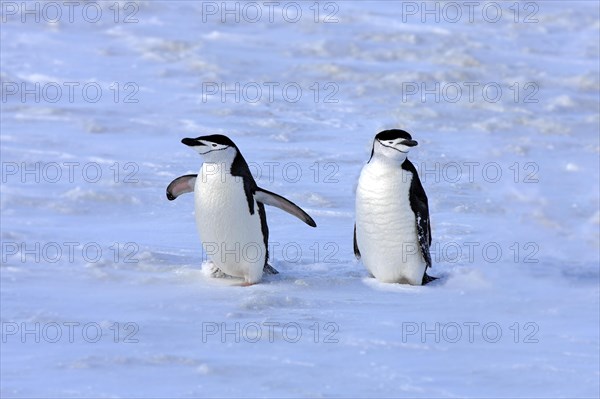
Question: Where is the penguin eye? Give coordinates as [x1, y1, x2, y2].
[212, 144, 217, 147]
[388, 141, 394, 145]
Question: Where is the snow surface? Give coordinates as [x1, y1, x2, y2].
[1, 1, 599, 397]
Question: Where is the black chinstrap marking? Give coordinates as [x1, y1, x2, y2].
[378, 142, 409, 154]
[190, 134, 237, 147]
[197, 146, 229, 155]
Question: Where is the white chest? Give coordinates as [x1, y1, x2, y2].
[193, 162, 265, 283]
[355, 161, 426, 284]
[195, 163, 248, 216]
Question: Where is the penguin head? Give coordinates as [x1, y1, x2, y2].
[370, 129, 418, 163]
[182, 134, 239, 163]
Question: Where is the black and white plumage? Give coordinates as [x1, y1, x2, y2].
[354, 129, 436, 285]
[167, 134, 316, 285]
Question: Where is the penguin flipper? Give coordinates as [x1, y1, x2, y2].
[416, 211, 432, 268]
[254, 188, 317, 227]
[353, 224, 361, 259]
[166, 174, 197, 200]
[402, 160, 432, 268]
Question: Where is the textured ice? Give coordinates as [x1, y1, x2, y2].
[1, 1, 599, 398]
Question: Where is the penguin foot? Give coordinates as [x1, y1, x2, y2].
[203, 262, 228, 278]
[422, 273, 438, 285]
[239, 281, 257, 287]
[211, 268, 228, 278]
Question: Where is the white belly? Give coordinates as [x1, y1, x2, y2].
[194, 163, 265, 283]
[355, 162, 426, 285]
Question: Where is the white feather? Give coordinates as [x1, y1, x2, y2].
[194, 161, 265, 284]
[355, 158, 427, 285]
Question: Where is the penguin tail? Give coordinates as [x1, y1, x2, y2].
[422, 273, 438, 285]
[263, 263, 279, 275]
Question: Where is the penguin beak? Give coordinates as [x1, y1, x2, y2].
[402, 139, 418, 147]
[181, 138, 206, 147]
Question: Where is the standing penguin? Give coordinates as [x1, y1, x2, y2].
[167, 135, 316, 285]
[354, 129, 436, 285]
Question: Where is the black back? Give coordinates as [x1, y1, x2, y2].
[401, 158, 432, 268]
[230, 152, 256, 215]
[229, 148, 271, 269]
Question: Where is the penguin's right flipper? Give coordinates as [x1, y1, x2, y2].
[263, 263, 279, 275]
[353, 224, 361, 259]
[403, 160, 432, 268]
[254, 188, 317, 227]
[166, 174, 197, 200]
[422, 273, 438, 285]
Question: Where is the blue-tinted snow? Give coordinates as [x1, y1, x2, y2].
[1, 1, 599, 397]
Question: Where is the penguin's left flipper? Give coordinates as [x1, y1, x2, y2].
[254, 188, 317, 227]
[166, 174, 197, 200]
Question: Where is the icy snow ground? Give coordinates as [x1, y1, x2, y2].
[1, 1, 599, 397]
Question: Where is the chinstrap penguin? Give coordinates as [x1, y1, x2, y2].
[167, 134, 317, 285]
[354, 129, 436, 285]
